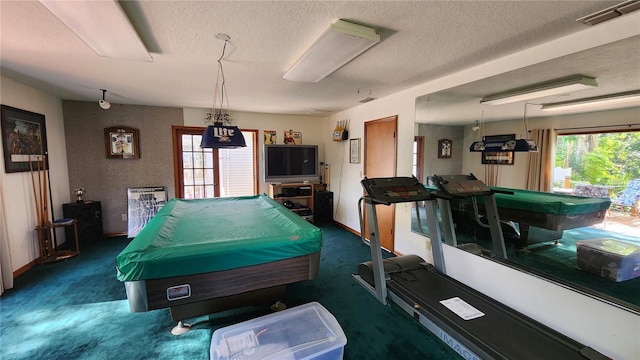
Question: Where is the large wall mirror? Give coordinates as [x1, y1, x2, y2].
[413, 35, 640, 312]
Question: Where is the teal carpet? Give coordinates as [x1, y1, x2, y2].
[411, 207, 640, 308]
[0, 223, 457, 360]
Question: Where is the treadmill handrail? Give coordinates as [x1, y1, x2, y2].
[491, 189, 515, 196]
[431, 189, 514, 200]
[363, 196, 393, 206]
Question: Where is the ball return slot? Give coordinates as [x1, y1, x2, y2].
[353, 175, 607, 360]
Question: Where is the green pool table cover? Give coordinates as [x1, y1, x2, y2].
[426, 185, 610, 215]
[489, 186, 610, 215]
[115, 195, 322, 282]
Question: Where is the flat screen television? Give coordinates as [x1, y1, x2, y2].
[264, 144, 319, 183]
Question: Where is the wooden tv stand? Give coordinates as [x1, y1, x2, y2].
[268, 183, 324, 223]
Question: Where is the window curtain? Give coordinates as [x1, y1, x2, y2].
[526, 129, 554, 192]
[484, 162, 500, 187]
[0, 174, 14, 295]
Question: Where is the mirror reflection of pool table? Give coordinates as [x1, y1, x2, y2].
[443, 186, 611, 248]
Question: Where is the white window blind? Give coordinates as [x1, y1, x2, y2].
[219, 130, 255, 196]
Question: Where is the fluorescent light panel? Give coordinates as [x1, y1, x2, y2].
[577, 0, 640, 25]
[283, 20, 380, 83]
[480, 76, 597, 105]
[541, 90, 640, 112]
[39, 0, 151, 62]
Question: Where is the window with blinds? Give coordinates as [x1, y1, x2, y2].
[173, 127, 257, 199]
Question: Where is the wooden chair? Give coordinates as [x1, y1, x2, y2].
[610, 179, 640, 217]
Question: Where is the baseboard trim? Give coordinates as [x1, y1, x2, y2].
[332, 220, 403, 256]
[333, 221, 361, 237]
[13, 259, 38, 278]
[104, 232, 127, 238]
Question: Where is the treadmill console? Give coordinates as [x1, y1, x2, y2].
[434, 174, 492, 197]
[361, 176, 432, 204]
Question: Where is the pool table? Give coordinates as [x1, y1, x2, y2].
[445, 186, 611, 248]
[115, 195, 322, 321]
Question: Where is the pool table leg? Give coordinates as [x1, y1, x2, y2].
[518, 224, 531, 249]
[517, 224, 564, 249]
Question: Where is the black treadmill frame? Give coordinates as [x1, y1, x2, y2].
[353, 175, 606, 360]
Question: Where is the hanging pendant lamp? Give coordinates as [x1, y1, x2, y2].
[469, 104, 538, 152]
[201, 34, 246, 149]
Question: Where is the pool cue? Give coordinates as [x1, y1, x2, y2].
[38, 156, 45, 257]
[31, 156, 47, 260]
[40, 156, 53, 258]
[29, 156, 41, 225]
[42, 156, 49, 226]
[44, 153, 58, 246]
[43, 156, 50, 226]
[37, 155, 44, 225]
[37, 156, 44, 226]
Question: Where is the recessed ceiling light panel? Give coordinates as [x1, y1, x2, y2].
[39, 0, 152, 61]
[283, 20, 380, 83]
[480, 76, 597, 105]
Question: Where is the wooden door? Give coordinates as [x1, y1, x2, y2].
[364, 116, 397, 251]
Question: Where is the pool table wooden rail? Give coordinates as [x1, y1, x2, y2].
[124, 251, 320, 321]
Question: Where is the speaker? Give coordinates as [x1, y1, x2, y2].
[314, 191, 333, 223]
[63, 201, 103, 245]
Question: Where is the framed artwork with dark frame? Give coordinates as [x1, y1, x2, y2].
[350, 138, 361, 163]
[104, 126, 140, 159]
[482, 134, 515, 165]
[1, 105, 49, 173]
[437, 139, 452, 158]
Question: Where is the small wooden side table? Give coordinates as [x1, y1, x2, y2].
[35, 219, 80, 263]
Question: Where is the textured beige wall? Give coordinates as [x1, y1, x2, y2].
[62, 101, 182, 234]
[416, 124, 464, 179]
[1, 76, 70, 269]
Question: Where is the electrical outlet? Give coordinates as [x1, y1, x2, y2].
[122, 214, 127, 221]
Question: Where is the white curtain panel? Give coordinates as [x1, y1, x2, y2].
[0, 173, 14, 294]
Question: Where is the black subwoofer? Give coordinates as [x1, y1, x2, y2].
[62, 201, 103, 245]
[314, 191, 333, 223]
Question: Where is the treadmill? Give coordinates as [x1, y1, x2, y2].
[353, 175, 607, 360]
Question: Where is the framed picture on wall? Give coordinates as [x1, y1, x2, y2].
[482, 152, 514, 165]
[437, 139, 452, 158]
[264, 130, 277, 144]
[1, 105, 49, 173]
[284, 129, 302, 145]
[104, 126, 140, 159]
[350, 138, 361, 163]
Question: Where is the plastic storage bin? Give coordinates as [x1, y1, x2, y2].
[210, 302, 347, 360]
[576, 238, 640, 282]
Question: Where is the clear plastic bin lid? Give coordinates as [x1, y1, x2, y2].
[210, 302, 346, 360]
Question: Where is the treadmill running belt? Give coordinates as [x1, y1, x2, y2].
[388, 267, 597, 360]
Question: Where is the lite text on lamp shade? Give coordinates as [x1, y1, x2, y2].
[200, 126, 246, 149]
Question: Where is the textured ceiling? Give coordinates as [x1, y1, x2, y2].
[416, 35, 640, 124]
[1, 0, 636, 121]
